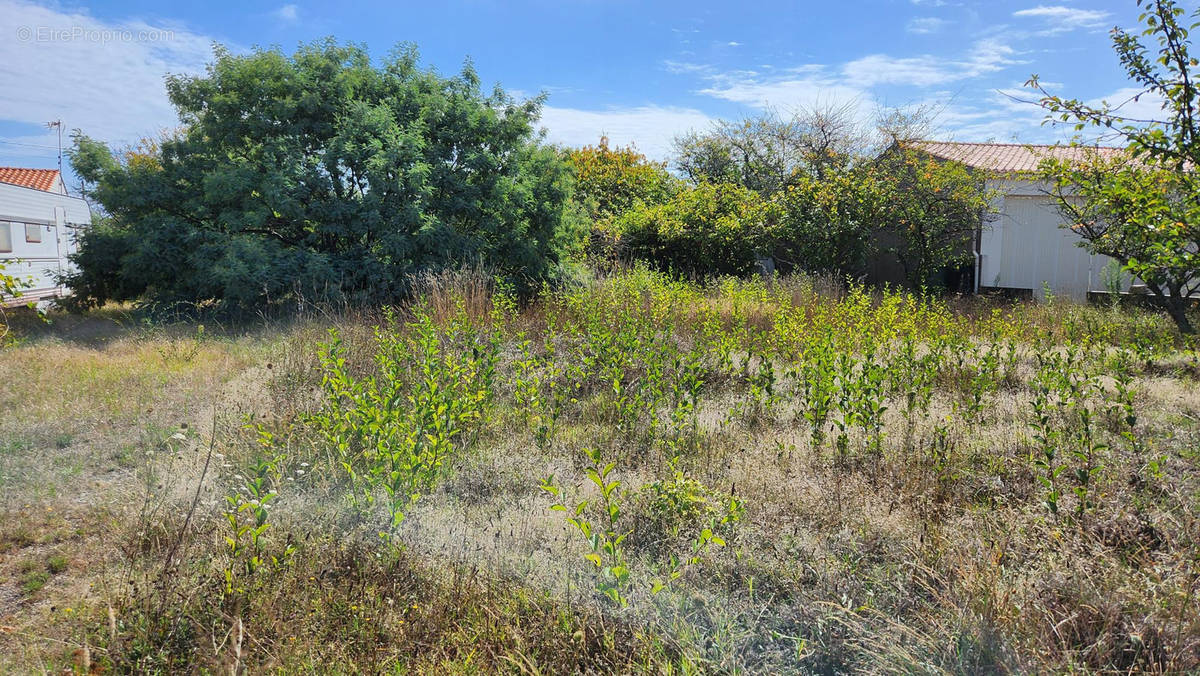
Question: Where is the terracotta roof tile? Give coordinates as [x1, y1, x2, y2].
[0, 167, 62, 192]
[904, 141, 1127, 174]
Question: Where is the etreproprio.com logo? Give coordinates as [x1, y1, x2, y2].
[15, 25, 175, 43]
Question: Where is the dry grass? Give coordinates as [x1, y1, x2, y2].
[1, 270, 1198, 673]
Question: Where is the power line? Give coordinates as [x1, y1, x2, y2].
[0, 139, 60, 150]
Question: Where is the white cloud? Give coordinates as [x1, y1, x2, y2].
[939, 97, 1043, 142]
[1013, 6, 1112, 32]
[872, 86, 1060, 145]
[677, 37, 1040, 148]
[906, 17, 947, 34]
[843, 55, 954, 87]
[975, 83, 1169, 143]
[1088, 86, 1167, 123]
[933, 85, 1093, 144]
[966, 38, 1022, 73]
[272, 4, 299, 23]
[538, 105, 714, 159]
[842, 39, 1018, 88]
[697, 69, 870, 119]
[663, 60, 713, 75]
[0, 0, 217, 152]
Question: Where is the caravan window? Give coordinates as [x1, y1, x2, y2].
[0, 222, 11, 253]
[25, 223, 41, 244]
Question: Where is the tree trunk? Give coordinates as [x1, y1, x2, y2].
[1162, 288, 1196, 335]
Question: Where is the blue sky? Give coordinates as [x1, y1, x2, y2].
[0, 0, 1179, 185]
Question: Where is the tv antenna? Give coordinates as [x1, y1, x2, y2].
[45, 119, 63, 175]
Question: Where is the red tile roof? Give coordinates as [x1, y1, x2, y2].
[0, 167, 62, 192]
[905, 141, 1127, 174]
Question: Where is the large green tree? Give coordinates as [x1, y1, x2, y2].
[1029, 0, 1200, 333]
[66, 41, 586, 311]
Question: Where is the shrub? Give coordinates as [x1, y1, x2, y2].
[769, 169, 882, 278]
[870, 147, 998, 290]
[612, 181, 773, 276]
[566, 137, 677, 227]
[565, 137, 678, 267]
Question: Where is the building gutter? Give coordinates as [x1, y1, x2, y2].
[974, 179, 986, 295]
[973, 248, 981, 295]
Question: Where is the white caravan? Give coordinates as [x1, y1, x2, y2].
[0, 168, 91, 306]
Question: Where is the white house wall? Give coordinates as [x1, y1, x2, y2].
[0, 181, 91, 301]
[980, 177, 1125, 300]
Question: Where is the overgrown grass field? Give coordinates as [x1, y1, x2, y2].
[2, 269, 1198, 673]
